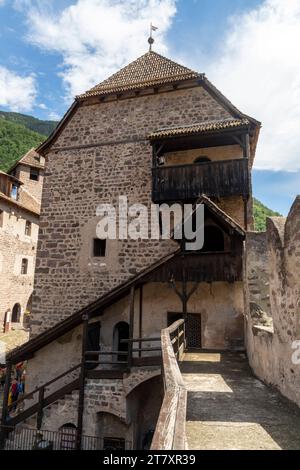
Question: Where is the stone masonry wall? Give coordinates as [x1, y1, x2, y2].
[31, 84, 244, 335]
[0, 199, 39, 328]
[245, 197, 300, 407]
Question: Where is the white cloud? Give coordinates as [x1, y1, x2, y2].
[20, 0, 176, 99]
[201, 0, 300, 171]
[48, 111, 61, 121]
[0, 66, 37, 111]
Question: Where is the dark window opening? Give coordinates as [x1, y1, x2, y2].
[86, 321, 101, 370]
[103, 438, 125, 451]
[0, 210, 3, 228]
[21, 258, 28, 275]
[25, 220, 32, 236]
[194, 156, 211, 164]
[30, 168, 39, 181]
[113, 322, 129, 362]
[12, 303, 21, 323]
[202, 225, 225, 252]
[93, 239, 106, 257]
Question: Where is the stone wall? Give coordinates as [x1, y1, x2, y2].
[245, 196, 300, 407]
[15, 164, 44, 204]
[0, 199, 39, 328]
[31, 84, 247, 335]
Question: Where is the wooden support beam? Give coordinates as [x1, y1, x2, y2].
[127, 286, 135, 369]
[139, 285, 143, 358]
[37, 387, 45, 430]
[76, 314, 89, 450]
[243, 197, 248, 231]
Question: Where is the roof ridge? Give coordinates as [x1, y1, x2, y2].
[78, 50, 201, 99]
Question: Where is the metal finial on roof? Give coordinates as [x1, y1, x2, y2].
[148, 23, 158, 51]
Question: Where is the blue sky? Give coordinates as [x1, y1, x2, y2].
[0, 0, 299, 215]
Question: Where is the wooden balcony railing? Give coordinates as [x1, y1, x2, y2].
[145, 251, 243, 284]
[152, 158, 249, 202]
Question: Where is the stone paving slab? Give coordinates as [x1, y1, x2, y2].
[180, 351, 300, 450]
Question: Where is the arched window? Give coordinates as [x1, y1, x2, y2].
[202, 225, 225, 252]
[113, 322, 129, 362]
[194, 156, 211, 164]
[59, 423, 77, 450]
[12, 303, 21, 323]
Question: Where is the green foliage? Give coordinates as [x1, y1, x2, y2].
[0, 119, 45, 172]
[0, 110, 57, 136]
[253, 198, 282, 232]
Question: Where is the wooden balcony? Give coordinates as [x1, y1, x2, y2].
[152, 158, 249, 202]
[145, 251, 243, 284]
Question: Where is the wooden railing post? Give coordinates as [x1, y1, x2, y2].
[37, 386, 45, 430]
[127, 286, 135, 370]
[76, 314, 89, 450]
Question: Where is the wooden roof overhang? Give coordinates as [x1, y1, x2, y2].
[0, 192, 40, 217]
[149, 120, 257, 156]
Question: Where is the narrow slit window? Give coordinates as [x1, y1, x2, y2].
[21, 258, 28, 275]
[25, 220, 32, 236]
[93, 239, 107, 257]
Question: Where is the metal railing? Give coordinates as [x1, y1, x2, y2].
[151, 320, 187, 450]
[1, 425, 132, 451]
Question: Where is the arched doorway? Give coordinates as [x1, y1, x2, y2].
[59, 423, 77, 450]
[11, 303, 21, 323]
[113, 322, 129, 362]
[96, 412, 128, 450]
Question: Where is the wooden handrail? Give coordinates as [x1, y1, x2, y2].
[151, 320, 187, 450]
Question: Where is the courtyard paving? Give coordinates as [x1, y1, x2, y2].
[180, 351, 300, 450]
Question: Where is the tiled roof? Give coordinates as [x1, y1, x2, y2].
[18, 187, 41, 215]
[149, 118, 250, 140]
[9, 148, 44, 173]
[78, 51, 201, 99]
[0, 191, 40, 216]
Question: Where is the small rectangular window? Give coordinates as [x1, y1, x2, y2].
[25, 220, 32, 236]
[0, 210, 3, 228]
[21, 258, 28, 275]
[11, 184, 19, 200]
[30, 168, 39, 181]
[93, 239, 106, 257]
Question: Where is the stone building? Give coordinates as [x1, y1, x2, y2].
[0, 149, 44, 333]
[245, 196, 300, 408]
[1, 50, 264, 450]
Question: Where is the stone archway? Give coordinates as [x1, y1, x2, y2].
[11, 303, 21, 323]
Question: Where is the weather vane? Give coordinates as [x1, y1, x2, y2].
[148, 23, 158, 51]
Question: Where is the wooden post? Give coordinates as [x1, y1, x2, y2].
[243, 197, 248, 231]
[138, 285, 143, 359]
[127, 286, 135, 370]
[0, 361, 12, 449]
[76, 314, 89, 450]
[37, 387, 45, 430]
